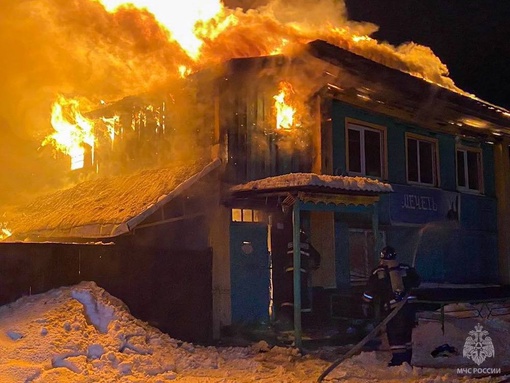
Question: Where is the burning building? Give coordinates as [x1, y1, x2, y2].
[1, 0, 510, 344]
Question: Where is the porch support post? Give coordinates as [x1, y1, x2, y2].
[292, 199, 302, 349]
[371, 202, 380, 262]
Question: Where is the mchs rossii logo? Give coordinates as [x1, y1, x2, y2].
[457, 323, 500, 375]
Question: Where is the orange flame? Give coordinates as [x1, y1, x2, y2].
[43, 96, 96, 170]
[90, 0, 459, 93]
[273, 81, 298, 130]
[178, 65, 192, 78]
[95, 0, 224, 60]
[0, 226, 12, 241]
[101, 115, 120, 146]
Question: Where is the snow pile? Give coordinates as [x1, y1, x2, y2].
[0, 281, 329, 382]
[0, 281, 505, 382]
[413, 310, 510, 371]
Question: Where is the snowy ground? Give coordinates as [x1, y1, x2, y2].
[0, 281, 507, 383]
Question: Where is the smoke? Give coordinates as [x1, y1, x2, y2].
[0, 0, 457, 206]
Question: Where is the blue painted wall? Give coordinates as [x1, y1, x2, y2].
[330, 100, 499, 284]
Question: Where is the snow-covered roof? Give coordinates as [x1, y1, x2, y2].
[2, 159, 221, 241]
[230, 173, 393, 194]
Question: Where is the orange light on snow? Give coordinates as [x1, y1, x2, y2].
[273, 81, 298, 130]
[43, 96, 95, 170]
[95, 0, 224, 59]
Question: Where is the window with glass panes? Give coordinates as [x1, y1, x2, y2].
[231, 208, 265, 223]
[456, 146, 483, 192]
[406, 134, 438, 186]
[346, 121, 385, 178]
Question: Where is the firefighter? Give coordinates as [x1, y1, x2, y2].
[362, 245, 421, 366]
[280, 230, 321, 326]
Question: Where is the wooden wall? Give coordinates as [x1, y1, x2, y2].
[0, 239, 213, 343]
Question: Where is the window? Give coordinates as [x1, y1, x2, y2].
[231, 209, 265, 223]
[406, 134, 438, 186]
[456, 146, 483, 192]
[348, 229, 386, 285]
[346, 121, 385, 178]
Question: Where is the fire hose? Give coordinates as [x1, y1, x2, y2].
[316, 292, 411, 383]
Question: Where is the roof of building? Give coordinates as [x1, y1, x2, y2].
[87, 40, 510, 139]
[306, 40, 510, 131]
[2, 158, 221, 242]
[221, 40, 510, 139]
[230, 172, 393, 194]
[228, 173, 393, 209]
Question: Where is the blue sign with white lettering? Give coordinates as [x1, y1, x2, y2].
[389, 184, 459, 224]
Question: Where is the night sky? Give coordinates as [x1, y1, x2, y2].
[345, 0, 510, 109]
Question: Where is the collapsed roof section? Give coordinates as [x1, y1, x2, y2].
[2, 159, 221, 242]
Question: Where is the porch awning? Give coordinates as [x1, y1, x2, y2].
[229, 173, 393, 349]
[228, 172, 393, 207]
[296, 191, 380, 206]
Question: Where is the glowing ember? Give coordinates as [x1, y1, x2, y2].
[269, 38, 290, 55]
[0, 227, 12, 241]
[43, 96, 96, 170]
[101, 115, 120, 145]
[273, 81, 298, 131]
[95, 0, 224, 59]
[178, 65, 192, 78]
[352, 35, 372, 43]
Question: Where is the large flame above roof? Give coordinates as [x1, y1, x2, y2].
[89, 0, 459, 91]
[36, 0, 467, 168]
[95, 0, 225, 59]
[2, 0, 496, 206]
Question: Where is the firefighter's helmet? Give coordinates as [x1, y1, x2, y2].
[380, 246, 397, 260]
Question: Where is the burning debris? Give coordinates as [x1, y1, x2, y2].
[42, 96, 96, 170]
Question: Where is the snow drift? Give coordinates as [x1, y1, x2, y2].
[0, 281, 329, 382]
[0, 281, 507, 382]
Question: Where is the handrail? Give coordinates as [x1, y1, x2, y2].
[414, 297, 510, 334]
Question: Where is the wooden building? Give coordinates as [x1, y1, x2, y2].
[2, 39, 510, 344]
